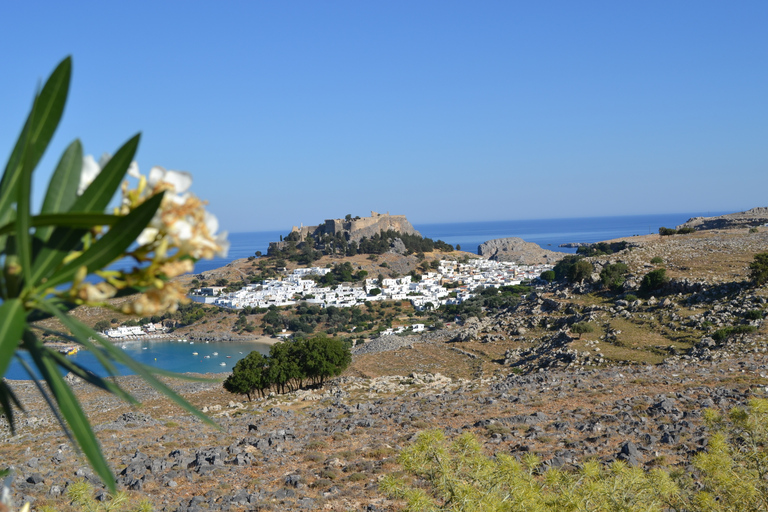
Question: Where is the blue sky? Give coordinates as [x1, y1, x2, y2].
[1, 1, 766, 232]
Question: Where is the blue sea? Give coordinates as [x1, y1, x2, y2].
[191, 211, 725, 273]
[9, 210, 724, 380]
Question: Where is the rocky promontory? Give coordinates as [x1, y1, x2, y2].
[676, 207, 768, 231]
[478, 237, 567, 265]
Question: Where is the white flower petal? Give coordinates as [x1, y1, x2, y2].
[127, 161, 141, 179]
[79, 155, 101, 195]
[147, 166, 192, 194]
[148, 166, 166, 188]
[170, 219, 193, 240]
[162, 169, 193, 194]
[215, 231, 230, 258]
[137, 227, 159, 246]
[204, 211, 219, 235]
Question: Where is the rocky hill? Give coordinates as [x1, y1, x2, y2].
[676, 206, 768, 231]
[268, 212, 421, 256]
[477, 237, 567, 265]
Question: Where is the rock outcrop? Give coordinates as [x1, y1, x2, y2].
[478, 237, 567, 265]
[268, 211, 421, 255]
[676, 207, 768, 231]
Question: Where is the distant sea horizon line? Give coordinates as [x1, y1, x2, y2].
[190, 210, 730, 274]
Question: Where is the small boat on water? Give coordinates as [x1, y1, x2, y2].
[192, 352, 198, 355]
[142, 347, 148, 350]
[61, 347, 78, 356]
[219, 362, 226, 366]
[212, 352, 218, 356]
[204, 355, 210, 359]
[226, 356, 232, 358]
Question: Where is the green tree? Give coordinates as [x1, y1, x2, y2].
[659, 227, 677, 236]
[568, 260, 594, 283]
[640, 268, 669, 294]
[93, 320, 112, 332]
[553, 255, 582, 281]
[301, 335, 351, 386]
[268, 341, 304, 393]
[570, 321, 594, 339]
[540, 270, 555, 282]
[749, 252, 768, 286]
[223, 351, 268, 401]
[600, 262, 629, 291]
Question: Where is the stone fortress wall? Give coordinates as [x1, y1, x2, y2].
[269, 212, 421, 254]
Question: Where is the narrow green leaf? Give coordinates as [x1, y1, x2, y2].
[24, 319, 138, 405]
[0, 380, 22, 434]
[28, 345, 116, 492]
[15, 100, 36, 290]
[15, 352, 76, 449]
[46, 304, 217, 428]
[30, 134, 140, 286]
[42, 298, 213, 389]
[0, 299, 26, 379]
[38, 301, 135, 395]
[0, 212, 119, 237]
[0, 57, 71, 227]
[36, 139, 83, 242]
[41, 192, 162, 290]
[73, 134, 139, 213]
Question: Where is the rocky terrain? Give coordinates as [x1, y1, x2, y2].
[676, 206, 768, 231]
[3, 227, 768, 511]
[477, 237, 567, 265]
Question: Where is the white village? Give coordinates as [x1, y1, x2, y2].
[189, 258, 553, 330]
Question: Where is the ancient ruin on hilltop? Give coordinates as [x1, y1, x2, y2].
[268, 211, 421, 256]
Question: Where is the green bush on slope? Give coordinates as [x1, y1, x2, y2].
[381, 399, 768, 512]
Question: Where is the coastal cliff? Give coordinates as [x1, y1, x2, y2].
[676, 207, 768, 231]
[478, 237, 566, 265]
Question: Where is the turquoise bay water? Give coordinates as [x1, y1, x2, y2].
[7, 339, 271, 381]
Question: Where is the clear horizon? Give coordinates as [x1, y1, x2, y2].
[2, 2, 766, 232]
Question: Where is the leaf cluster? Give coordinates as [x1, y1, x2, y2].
[0, 57, 214, 492]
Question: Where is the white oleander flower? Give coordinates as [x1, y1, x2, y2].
[78, 153, 140, 195]
[135, 167, 229, 259]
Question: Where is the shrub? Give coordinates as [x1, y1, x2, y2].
[659, 227, 677, 236]
[650, 256, 663, 265]
[749, 227, 759, 233]
[748, 252, 768, 286]
[744, 309, 764, 321]
[383, 400, 768, 512]
[677, 227, 695, 234]
[568, 260, 594, 283]
[712, 325, 757, 343]
[600, 262, 629, 291]
[553, 255, 583, 281]
[640, 268, 669, 294]
[624, 293, 639, 302]
[540, 270, 556, 282]
[570, 322, 594, 339]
